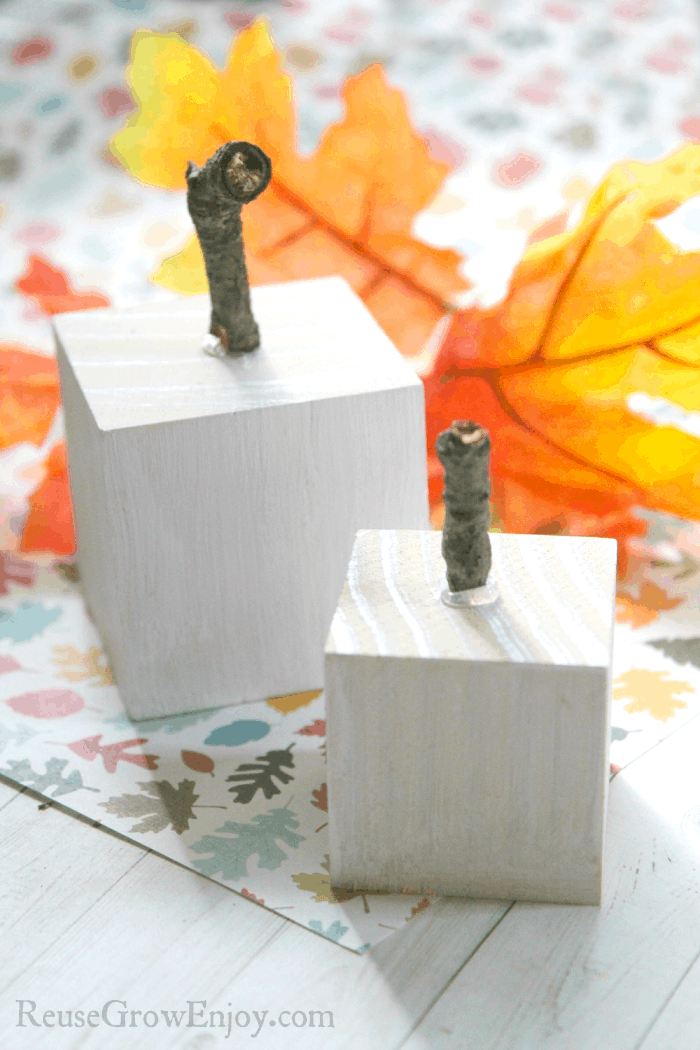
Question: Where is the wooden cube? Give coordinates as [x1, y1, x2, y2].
[326, 529, 617, 905]
[54, 277, 428, 720]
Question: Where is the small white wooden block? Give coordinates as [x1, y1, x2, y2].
[54, 277, 428, 720]
[326, 529, 617, 905]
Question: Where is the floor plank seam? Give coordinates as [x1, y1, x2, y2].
[0, 850, 149, 999]
[395, 902, 516, 1050]
[631, 943, 700, 1050]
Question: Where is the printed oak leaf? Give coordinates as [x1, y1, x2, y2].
[648, 636, 700, 669]
[98, 779, 198, 834]
[63, 734, 159, 773]
[0, 756, 99, 797]
[110, 22, 469, 357]
[424, 144, 700, 559]
[308, 919, 349, 943]
[613, 669, 694, 722]
[226, 745, 295, 804]
[311, 782, 327, 812]
[0, 553, 36, 597]
[15, 254, 110, 316]
[189, 806, 305, 880]
[52, 645, 113, 686]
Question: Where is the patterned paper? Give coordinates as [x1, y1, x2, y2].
[2, 527, 700, 952]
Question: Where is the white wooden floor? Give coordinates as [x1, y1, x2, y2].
[2, 708, 700, 1050]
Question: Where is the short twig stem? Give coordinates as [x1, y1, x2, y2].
[186, 141, 272, 354]
[436, 420, 492, 592]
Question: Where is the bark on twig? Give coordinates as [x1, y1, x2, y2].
[186, 140, 272, 354]
[436, 420, 492, 592]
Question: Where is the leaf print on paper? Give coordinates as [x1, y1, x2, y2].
[189, 806, 305, 880]
[111, 22, 468, 358]
[0, 757, 99, 797]
[0, 602, 61, 642]
[308, 919, 349, 943]
[99, 779, 198, 834]
[296, 719, 325, 736]
[0, 720, 39, 755]
[291, 855, 371, 906]
[52, 645, 113, 686]
[5, 689, 84, 718]
[15, 254, 110, 316]
[226, 746, 295, 804]
[615, 582, 684, 628]
[204, 719, 270, 747]
[181, 750, 215, 775]
[63, 734, 159, 773]
[311, 783, 327, 811]
[647, 637, 700, 670]
[613, 669, 693, 722]
[0, 553, 36, 597]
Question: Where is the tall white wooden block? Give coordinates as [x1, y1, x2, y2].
[326, 529, 617, 905]
[54, 277, 428, 720]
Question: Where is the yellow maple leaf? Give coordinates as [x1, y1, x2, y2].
[111, 22, 469, 357]
[424, 144, 700, 543]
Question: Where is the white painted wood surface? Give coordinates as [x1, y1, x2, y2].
[326, 530, 618, 903]
[3, 693, 700, 1049]
[54, 278, 428, 719]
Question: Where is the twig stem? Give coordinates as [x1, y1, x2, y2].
[436, 420, 492, 592]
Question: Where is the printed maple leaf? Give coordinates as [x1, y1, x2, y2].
[226, 745, 295, 804]
[292, 855, 377, 909]
[63, 734, 159, 773]
[424, 144, 700, 561]
[0, 756, 99, 797]
[613, 669, 694, 722]
[15, 254, 110, 316]
[98, 779, 198, 834]
[52, 645, 113, 686]
[189, 806, 305, 880]
[110, 22, 468, 357]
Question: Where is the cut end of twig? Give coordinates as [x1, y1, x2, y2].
[220, 141, 272, 203]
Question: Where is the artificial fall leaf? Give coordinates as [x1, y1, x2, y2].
[19, 440, 75, 556]
[15, 254, 110, 316]
[0, 343, 59, 451]
[111, 22, 468, 357]
[425, 144, 700, 547]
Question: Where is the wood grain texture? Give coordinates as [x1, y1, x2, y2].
[326, 530, 617, 904]
[403, 706, 700, 1050]
[0, 779, 508, 1050]
[54, 278, 429, 719]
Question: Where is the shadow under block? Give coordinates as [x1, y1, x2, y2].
[325, 530, 618, 905]
[53, 277, 429, 720]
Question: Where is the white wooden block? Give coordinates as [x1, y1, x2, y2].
[325, 529, 617, 905]
[54, 277, 428, 720]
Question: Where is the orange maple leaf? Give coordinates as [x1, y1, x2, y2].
[19, 440, 75, 556]
[110, 22, 468, 357]
[15, 254, 110, 316]
[424, 145, 700, 553]
[0, 343, 59, 451]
